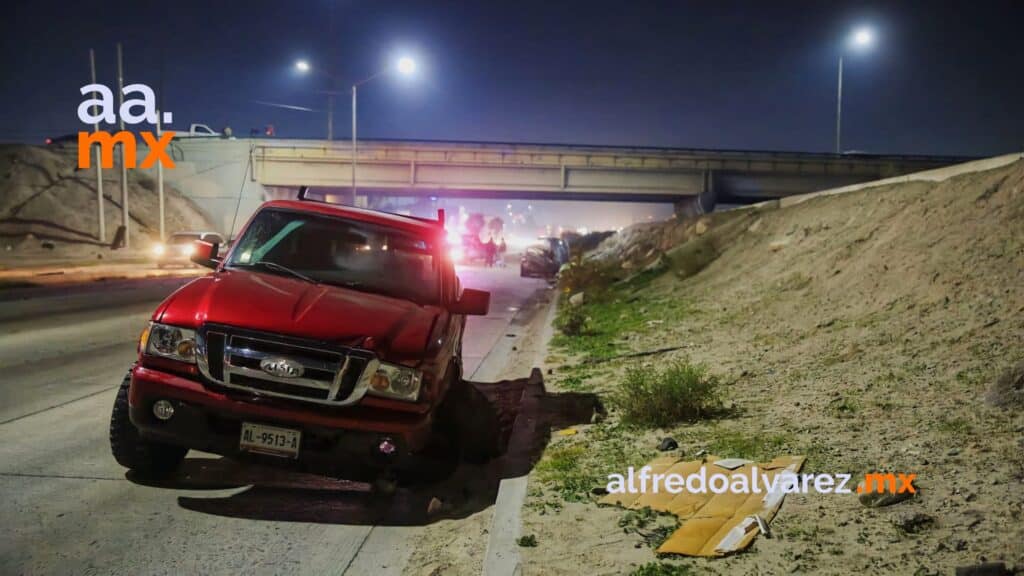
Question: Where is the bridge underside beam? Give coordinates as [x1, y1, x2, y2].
[257, 154, 877, 208]
[249, 140, 949, 205]
[254, 157, 708, 199]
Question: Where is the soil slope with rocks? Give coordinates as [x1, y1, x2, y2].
[0, 144, 212, 260]
[519, 159, 1024, 575]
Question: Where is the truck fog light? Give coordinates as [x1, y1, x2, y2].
[378, 438, 396, 455]
[152, 400, 175, 421]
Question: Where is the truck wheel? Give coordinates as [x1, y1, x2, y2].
[439, 376, 501, 464]
[109, 369, 187, 479]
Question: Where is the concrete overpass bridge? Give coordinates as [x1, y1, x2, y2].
[157, 137, 965, 234]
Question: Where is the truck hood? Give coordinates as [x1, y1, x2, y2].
[156, 270, 440, 359]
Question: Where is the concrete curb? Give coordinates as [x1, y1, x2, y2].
[482, 368, 544, 576]
[482, 296, 559, 576]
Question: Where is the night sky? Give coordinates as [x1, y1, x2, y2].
[3, 0, 1022, 156]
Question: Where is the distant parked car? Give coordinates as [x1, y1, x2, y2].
[520, 244, 559, 278]
[176, 123, 222, 138]
[152, 231, 225, 268]
[539, 236, 570, 266]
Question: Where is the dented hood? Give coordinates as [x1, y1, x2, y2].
[156, 270, 440, 358]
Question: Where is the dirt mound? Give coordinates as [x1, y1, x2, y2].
[0, 144, 212, 251]
[524, 158, 1024, 574]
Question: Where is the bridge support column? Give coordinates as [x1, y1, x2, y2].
[674, 170, 718, 218]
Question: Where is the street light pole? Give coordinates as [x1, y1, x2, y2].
[295, 56, 416, 202]
[327, 73, 339, 141]
[89, 48, 105, 243]
[157, 109, 165, 241]
[835, 26, 874, 155]
[327, 92, 334, 141]
[352, 84, 357, 194]
[116, 42, 129, 249]
[835, 55, 843, 155]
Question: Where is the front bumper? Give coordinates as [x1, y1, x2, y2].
[129, 365, 434, 479]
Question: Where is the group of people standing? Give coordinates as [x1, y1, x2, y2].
[483, 236, 507, 267]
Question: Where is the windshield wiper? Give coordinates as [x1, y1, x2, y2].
[248, 261, 318, 284]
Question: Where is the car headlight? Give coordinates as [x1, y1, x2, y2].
[144, 322, 197, 363]
[367, 362, 422, 401]
[151, 243, 166, 256]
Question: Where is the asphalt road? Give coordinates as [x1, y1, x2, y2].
[0, 264, 548, 575]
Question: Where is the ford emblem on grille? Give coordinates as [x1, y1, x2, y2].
[259, 357, 304, 379]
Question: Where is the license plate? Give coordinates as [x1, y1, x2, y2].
[240, 422, 301, 459]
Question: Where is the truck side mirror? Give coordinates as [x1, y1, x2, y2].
[450, 288, 490, 316]
[191, 240, 221, 269]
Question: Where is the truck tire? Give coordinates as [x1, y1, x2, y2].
[439, 375, 501, 464]
[109, 369, 187, 479]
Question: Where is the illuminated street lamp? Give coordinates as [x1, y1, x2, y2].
[294, 54, 417, 177]
[396, 57, 416, 76]
[835, 27, 875, 154]
[294, 59, 341, 140]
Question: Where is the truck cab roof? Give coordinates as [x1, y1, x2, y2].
[260, 200, 445, 241]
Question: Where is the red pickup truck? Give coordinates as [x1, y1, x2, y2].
[110, 195, 495, 492]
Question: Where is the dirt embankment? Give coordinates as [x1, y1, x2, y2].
[0, 144, 212, 262]
[521, 160, 1024, 574]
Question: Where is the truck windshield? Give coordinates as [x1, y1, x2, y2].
[226, 208, 440, 305]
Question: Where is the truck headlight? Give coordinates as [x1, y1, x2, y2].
[368, 362, 422, 401]
[145, 322, 197, 363]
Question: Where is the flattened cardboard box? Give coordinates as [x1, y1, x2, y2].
[600, 454, 805, 556]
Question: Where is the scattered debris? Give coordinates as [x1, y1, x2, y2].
[892, 511, 935, 534]
[618, 507, 679, 549]
[427, 497, 443, 515]
[601, 454, 804, 556]
[581, 345, 688, 365]
[713, 458, 753, 470]
[557, 428, 579, 436]
[656, 437, 678, 452]
[569, 292, 585, 307]
[954, 562, 1012, 576]
[753, 514, 771, 538]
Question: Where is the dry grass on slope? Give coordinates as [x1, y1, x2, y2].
[525, 160, 1024, 575]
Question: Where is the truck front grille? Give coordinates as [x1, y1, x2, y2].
[196, 325, 377, 406]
